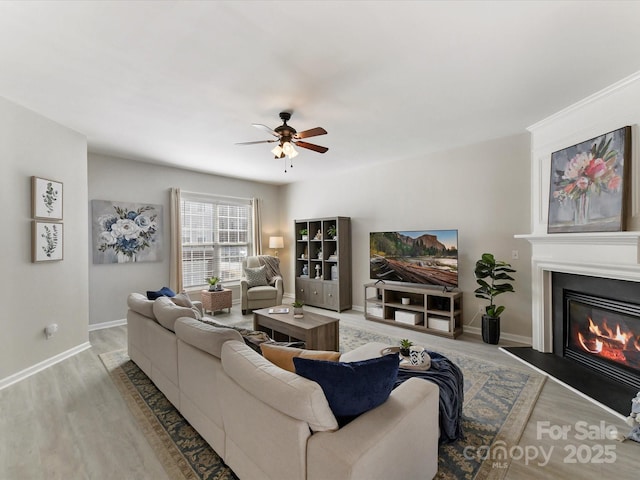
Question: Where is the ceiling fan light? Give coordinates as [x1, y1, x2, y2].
[271, 145, 283, 156]
[282, 141, 294, 156]
[288, 148, 299, 159]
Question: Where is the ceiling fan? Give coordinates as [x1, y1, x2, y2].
[236, 112, 328, 172]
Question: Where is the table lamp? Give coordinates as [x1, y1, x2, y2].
[269, 236, 284, 256]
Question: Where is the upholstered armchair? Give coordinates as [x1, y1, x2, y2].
[241, 255, 284, 314]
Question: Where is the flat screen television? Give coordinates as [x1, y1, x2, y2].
[369, 230, 458, 288]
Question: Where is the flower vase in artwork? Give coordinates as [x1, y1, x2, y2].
[574, 195, 590, 225]
[117, 252, 136, 263]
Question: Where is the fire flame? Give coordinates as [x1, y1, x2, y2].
[576, 316, 640, 365]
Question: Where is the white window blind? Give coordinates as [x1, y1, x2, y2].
[180, 193, 252, 288]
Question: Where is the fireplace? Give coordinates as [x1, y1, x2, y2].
[552, 272, 640, 391]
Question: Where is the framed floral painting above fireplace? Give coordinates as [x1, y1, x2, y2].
[547, 126, 631, 233]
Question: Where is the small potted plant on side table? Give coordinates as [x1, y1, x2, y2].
[292, 300, 304, 318]
[207, 276, 222, 292]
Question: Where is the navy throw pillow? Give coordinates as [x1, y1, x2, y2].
[146, 286, 176, 300]
[293, 353, 399, 426]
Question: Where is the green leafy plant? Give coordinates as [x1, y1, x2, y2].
[292, 300, 304, 308]
[399, 339, 413, 356]
[474, 253, 516, 318]
[327, 225, 337, 238]
[207, 276, 220, 286]
[400, 339, 413, 349]
[299, 228, 308, 236]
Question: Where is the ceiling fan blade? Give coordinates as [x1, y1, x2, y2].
[294, 127, 327, 139]
[252, 123, 279, 137]
[235, 140, 277, 145]
[294, 141, 328, 154]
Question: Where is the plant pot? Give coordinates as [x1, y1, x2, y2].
[293, 307, 304, 318]
[399, 347, 410, 357]
[482, 315, 500, 344]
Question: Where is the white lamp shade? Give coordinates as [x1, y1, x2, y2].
[269, 236, 284, 249]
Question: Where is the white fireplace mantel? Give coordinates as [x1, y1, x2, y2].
[516, 232, 640, 352]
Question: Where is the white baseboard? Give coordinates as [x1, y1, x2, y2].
[0, 342, 92, 391]
[88, 319, 127, 332]
[463, 325, 532, 345]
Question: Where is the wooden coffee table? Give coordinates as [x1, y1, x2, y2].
[253, 306, 339, 351]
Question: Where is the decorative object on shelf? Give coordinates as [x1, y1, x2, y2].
[317, 249, 323, 260]
[620, 390, 640, 443]
[315, 264, 321, 279]
[474, 252, 516, 344]
[328, 251, 338, 261]
[32, 221, 63, 262]
[299, 228, 308, 241]
[268, 236, 284, 256]
[399, 339, 413, 357]
[32, 176, 63, 220]
[302, 264, 308, 276]
[314, 229, 322, 240]
[292, 300, 304, 318]
[327, 224, 337, 239]
[548, 126, 630, 233]
[331, 264, 338, 281]
[207, 276, 222, 291]
[91, 200, 163, 264]
[401, 297, 410, 305]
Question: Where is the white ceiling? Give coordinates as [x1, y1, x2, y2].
[1, 1, 640, 186]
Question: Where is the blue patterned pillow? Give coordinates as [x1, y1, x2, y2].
[146, 286, 176, 300]
[244, 265, 268, 288]
[293, 353, 399, 426]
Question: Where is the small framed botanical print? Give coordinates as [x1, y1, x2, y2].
[32, 176, 63, 220]
[32, 221, 63, 262]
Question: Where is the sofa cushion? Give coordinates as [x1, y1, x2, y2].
[244, 265, 268, 288]
[221, 340, 338, 432]
[153, 296, 198, 332]
[147, 286, 176, 300]
[293, 353, 400, 426]
[246, 285, 277, 300]
[175, 318, 243, 358]
[127, 293, 156, 320]
[171, 292, 194, 308]
[260, 343, 340, 372]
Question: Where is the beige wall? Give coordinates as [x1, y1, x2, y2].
[282, 133, 533, 340]
[88, 153, 283, 325]
[0, 96, 88, 382]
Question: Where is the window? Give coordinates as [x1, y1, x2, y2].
[180, 193, 252, 288]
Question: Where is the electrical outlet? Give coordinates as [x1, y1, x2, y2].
[478, 305, 484, 314]
[512, 249, 519, 260]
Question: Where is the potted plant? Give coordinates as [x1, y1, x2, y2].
[207, 276, 222, 291]
[292, 300, 304, 318]
[474, 253, 516, 344]
[399, 339, 413, 357]
[299, 228, 308, 241]
[327, 225, 337, 239]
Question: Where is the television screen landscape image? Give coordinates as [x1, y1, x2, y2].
[369, 230, 458, 288]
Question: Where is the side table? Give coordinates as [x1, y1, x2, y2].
[200, 288, 232, 315]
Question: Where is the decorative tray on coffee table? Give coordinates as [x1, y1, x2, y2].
[380, 346, 431, 371]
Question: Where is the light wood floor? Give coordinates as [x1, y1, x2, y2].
[0, 306, 637, 479]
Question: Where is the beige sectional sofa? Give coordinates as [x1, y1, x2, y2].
[126, 293, 440, 480]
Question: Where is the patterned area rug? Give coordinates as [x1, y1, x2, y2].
[100, 324, 545, 480]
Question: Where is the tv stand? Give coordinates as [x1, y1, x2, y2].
[364, 282, 463, 339]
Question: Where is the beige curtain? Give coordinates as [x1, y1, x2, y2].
[252, 197, 262, 255]
[169, 187, 183, 293]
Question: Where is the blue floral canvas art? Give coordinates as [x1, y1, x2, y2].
[91, 200, 163, 264]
